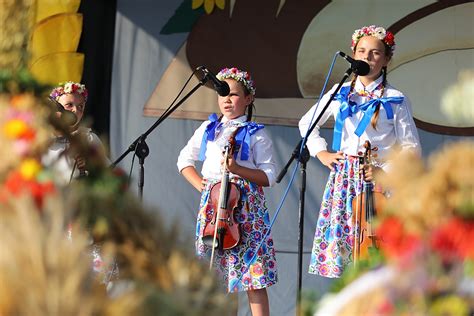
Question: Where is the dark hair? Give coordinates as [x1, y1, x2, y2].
[241, 83, 255, 122]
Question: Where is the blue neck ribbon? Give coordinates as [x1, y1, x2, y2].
[332, 87, 404, 151]
[198, 113, 264, 161]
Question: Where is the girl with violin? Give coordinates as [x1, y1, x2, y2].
[177, 67, 278, 316]
[298, 25, 421, 278]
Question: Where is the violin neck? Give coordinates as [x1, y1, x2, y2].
[219, 149, 231, 209]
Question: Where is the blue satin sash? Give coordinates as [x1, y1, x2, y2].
[198, 113, 264, 161]
[332, 87, 403, 151]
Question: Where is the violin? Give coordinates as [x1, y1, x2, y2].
[202, 130, 242, 258]
[352, 140, 386, 264]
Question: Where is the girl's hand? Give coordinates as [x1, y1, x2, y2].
[361, 164, 383, 182]
[316, 150, 344, 171]
[200, 178, 208, 192]
[75, 156, 87, 172]
[224, 153, 240, 174]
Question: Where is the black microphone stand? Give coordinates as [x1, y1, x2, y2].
[276, 66, 355, 316]
[111, 75, 211, 200]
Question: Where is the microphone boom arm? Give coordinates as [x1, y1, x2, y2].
[111, 75, 210, 198]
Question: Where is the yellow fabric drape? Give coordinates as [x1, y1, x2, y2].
[35, 0, 81, 23]
[29, 13, 83, 63]
[29, 0, 83, 85]
[30, 52, 84, 85]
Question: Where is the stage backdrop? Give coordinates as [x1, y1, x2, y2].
[110, 1, 473, 315]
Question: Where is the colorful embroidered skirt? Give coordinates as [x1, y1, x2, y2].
[308, 156, 363, 278]
[196, 178, 278, 293]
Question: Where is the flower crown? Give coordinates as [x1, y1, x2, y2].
[49, 81, 88, 102]
[351, 25, 396, 53]
[216, 67, 256, 96]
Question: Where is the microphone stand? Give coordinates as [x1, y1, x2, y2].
[276, 66, 354, 316]
[111, 75, 211, 200]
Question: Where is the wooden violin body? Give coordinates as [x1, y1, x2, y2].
[202, 181, 241, 250]
[202, 129, 242, 252]
[352, 141, 386, 263]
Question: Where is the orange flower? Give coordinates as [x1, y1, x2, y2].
[19, 158, 41, 180]
[4, 119, 28, 138]
[2, 170, 55, 210]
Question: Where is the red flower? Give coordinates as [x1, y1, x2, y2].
[384, 32, 395, 46]
[376, 217, 421, 261]
[431, 217, 474, 261]
[1, 171, 56, 210]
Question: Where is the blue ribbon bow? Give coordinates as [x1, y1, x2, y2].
[198, 114, 264, 161]
[332, 87, 404, 151]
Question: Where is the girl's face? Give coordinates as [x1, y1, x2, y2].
[218, 79, 252, 120]
[353, 35, 390, 82]
[57, 93, 85, 127]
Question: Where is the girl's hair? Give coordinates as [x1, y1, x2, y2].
[349, 40, 391, 129]
[241, 83, 255, 122]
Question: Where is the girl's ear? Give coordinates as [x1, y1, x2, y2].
[383, 55, 391, 67]
[246, 94, 254, 107]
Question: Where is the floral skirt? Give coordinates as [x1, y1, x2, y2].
[309, 156, 363, 278]
[196, 178, 278, 293]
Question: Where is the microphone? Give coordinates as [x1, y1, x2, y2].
[337, 51, 370, 76]
[197, 66, 230, 96]
[49, 98, 78, 127]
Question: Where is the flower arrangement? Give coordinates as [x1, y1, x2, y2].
[49, 81, 88, 102]
[217, 67, 256, 95]
[351, 25, 396, 53]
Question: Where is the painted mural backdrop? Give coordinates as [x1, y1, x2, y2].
[144, 0, 473, 135]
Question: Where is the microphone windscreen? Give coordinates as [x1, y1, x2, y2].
[216, 81, 230, 96]
[353, 60, 370, 76]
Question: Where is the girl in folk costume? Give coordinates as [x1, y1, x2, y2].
[177, 67, 277, 315]
[299, 25, 421, 278]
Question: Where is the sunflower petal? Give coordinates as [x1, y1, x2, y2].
[215, 0, 225, 10]
[204, 0, 215, 14]
[191, 0, 204, 10]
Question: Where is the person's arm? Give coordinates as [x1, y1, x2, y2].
[226, 160, 269, 187]
[298, 86, 336, 158]
[177, 121, 209, 190]
[181, 166, 205, 192]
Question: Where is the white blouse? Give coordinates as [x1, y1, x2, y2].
[42, 127, 107, 185]
[177, 115, 277, 187]
[299, 76, 421, 170]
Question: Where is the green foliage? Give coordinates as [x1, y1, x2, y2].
[160, 0, 204, 35]
[330, 247, 385, 293]
[0, 68, 50, 95]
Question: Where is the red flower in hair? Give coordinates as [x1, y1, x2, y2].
[384, 32, 395, 46]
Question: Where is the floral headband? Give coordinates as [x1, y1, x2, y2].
[49, 81, 88, 102]
[351, 25, 396, 53]
[216, 67, 256, 96]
